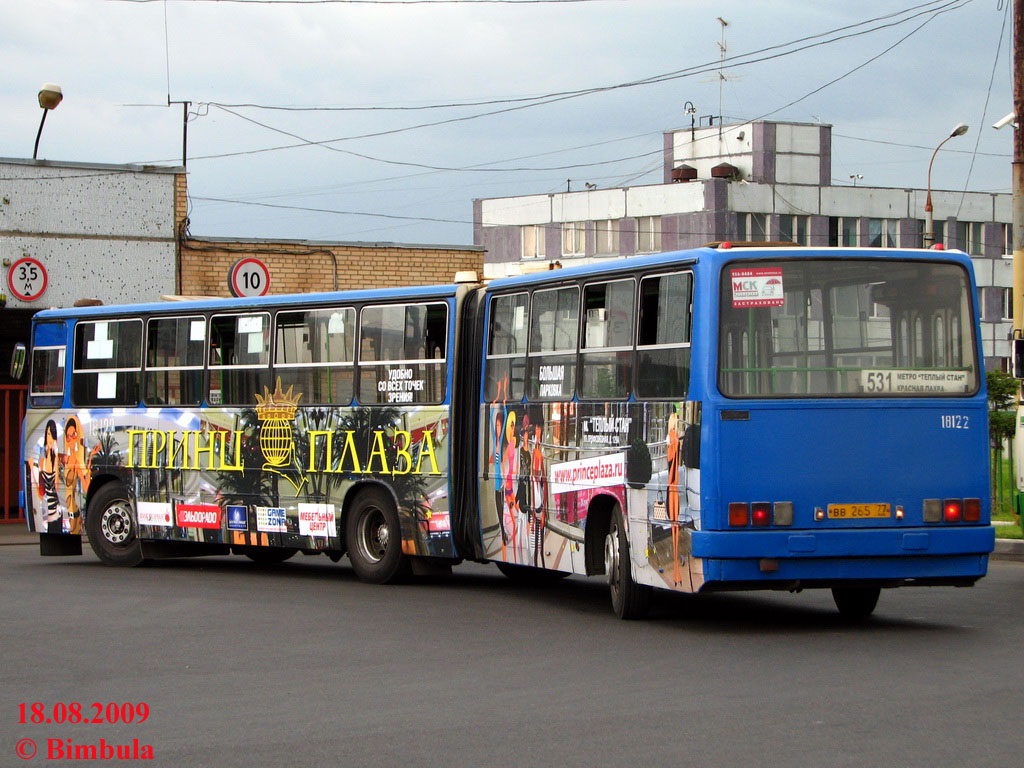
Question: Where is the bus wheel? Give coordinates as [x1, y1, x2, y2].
[85, 483, 144, 567]
[346, 488, 410, 584]
[831, 587, 880, 619]
[604, 508, 650, 619]
[236, 546, 297, 564]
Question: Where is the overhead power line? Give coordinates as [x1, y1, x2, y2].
[140, 1, 970, 164]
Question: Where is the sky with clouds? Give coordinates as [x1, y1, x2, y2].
[0, 0, 1014, 245]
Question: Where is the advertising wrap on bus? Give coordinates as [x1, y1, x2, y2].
[16, 246, 997, 620]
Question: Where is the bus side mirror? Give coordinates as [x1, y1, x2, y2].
[1014, 337, 1024, 380]
[9, 343, 26, 380]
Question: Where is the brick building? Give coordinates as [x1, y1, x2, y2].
[179, 235, 483, 297]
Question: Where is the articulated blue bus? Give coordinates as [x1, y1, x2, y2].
[18, 245, 994, 618]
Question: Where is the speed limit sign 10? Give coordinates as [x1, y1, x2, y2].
[228, 257, 271, 298]
[7, 256, 48, 302]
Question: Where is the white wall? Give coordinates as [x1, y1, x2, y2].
[0, 159, 180, 308]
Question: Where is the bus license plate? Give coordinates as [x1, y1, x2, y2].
[827, 503, 891, 519]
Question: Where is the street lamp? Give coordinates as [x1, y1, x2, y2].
[32, 83, 63, 160]
[923, 122, 968, 248]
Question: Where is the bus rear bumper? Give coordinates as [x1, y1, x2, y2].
[691, 526, 994, 587]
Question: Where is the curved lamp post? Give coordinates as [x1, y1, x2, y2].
[923, 122, 968, 248]
[32, 83, 63, 160]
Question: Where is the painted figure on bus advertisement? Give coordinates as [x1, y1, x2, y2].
[63, 415, 100, 535]
[478, 396, 703, 591]
[23, 378, 452, 557]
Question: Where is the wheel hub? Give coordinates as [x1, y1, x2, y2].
[604, 527, 619, 587]
[100, 504, 132, 545]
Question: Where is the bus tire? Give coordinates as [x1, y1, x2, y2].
[85, 483, 144, 567]
[495, 561, 570, 583]
[605, 507, 650, 619]
[236, 546, 297, 564]
[346, 488, 410, 584]
[831, 587, 880, 619]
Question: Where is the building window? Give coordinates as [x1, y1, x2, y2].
[1003, 223, 1014, 255]
[562, 222, 585, 257]
[637, 216, 662, 252]
[1003, 287, 1013, 322]
[595, 219, 618, 255]
[885, 219, 898, 248]
[779, 215, 808, 246]
[859, 218, 898, 248]
[958, 221, 984, 255]
[737, 213, 767, 243]
[828, 217, 859, 247]
[522, 225, 546, 260]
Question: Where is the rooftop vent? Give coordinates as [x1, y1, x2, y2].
[670, 164, 698, 183]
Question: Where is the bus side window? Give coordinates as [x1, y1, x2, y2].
[580, 278, 634, 399]
[485, 293, 528, 401]
[144, 316, 205, 406]
[274, 307, 355, 405]
[636, 272, 692, 399]
[30, 322, 67, 407]
[358, 302, 448, 405]
[71, 319, 142, 407]
[208, 313, 270, 406]
[528, 286, 579, 401]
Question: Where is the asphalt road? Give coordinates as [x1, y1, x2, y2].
[3, 545, 1022, 767]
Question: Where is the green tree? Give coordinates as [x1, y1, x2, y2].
[987, 370, 1019, 513]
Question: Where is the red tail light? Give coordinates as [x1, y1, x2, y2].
[963, 498, 981, 522]
[943, 499, 962, 523]
[751, 502, 771, 527]
[728, 502, 749, 527]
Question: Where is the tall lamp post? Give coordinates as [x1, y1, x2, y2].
[32, 83, 63, 160]
[923, 122, 969, 248]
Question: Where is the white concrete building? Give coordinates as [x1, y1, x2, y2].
[474, 121, 1013, 371]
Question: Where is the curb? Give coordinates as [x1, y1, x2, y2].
[993, 538, 1024, 563]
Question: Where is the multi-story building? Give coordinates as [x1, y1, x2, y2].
[474, 120, 1013, 372]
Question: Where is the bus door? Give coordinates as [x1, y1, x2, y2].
[23, 320, 69, 532]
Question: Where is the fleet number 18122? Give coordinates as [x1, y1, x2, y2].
[940, 415, 969, 429]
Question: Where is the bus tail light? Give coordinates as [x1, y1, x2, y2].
[963, 498, 981, 522]
[923, 499, 941, 523]
[943, 499, 962, 523]
[751, 502, 771, 527]
[728, 503, 749, 527]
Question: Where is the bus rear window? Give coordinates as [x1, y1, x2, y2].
[718, 259, 978, 397]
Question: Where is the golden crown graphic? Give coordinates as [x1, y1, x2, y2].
[255, 378, 302, 421]
[255, 378, 303, 469]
